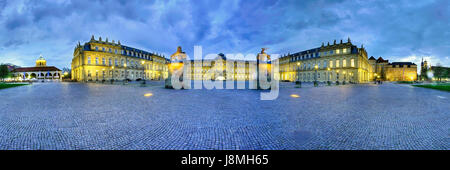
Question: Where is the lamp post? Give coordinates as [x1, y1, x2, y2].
[141, 60, 146, 85]
[123, 63, 128, 85]
[111, 66, 115, 84]
[296, 62, 300, 82]
[314, 64, 318, 87]
[343, 71, 346, 84]
[102, 68, 105, 83]
[327, 67, 331, 85]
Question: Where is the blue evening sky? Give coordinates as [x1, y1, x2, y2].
[0, 0, 449, 70]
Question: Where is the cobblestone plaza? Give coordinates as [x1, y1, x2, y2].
[0, 82, 448, 150]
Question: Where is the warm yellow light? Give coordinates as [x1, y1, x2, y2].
[297, 62, 300, 66]
[327, 68, 330, 71]
[124, 64, 127, 67]
[64, 72, 68, 75]
[112, 66, 115, 69]
[314, 65, 318, 69]
[141, 61, 145, 64]
[290, 94, 300, 98]
[374, 73, 377, 76]
[144, 93, 153, 97]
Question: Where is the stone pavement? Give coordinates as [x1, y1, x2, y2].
[0, 82, 448, 150]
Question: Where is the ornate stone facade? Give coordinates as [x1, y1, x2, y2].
[71, 36, 169, 82]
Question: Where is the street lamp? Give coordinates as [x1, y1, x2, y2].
[102, 68, 105, 83]
[343, 71, 346, 84]
[111, 66, 115, 84]
[123, 62, 128, 85]
[314, 65, 318, 87]
[141, 60, 146, 85]
[327, 67, 331, 85]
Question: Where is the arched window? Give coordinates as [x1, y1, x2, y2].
[351, 59, 355, 67]
[87, 57, 91, 64]
[102, 58, 105, 65]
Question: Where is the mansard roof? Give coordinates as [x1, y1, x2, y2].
[13, 66, 61, 72]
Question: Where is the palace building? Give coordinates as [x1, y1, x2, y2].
[13, 55, 62, 80]
[169, 46, 260, 81]
[71, 36, 169, 82]
[276, 38, 373, 83]
[367, 57, 418, 81]
[385, 62, 417, 81]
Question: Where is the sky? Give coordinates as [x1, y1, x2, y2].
[0, 0, 449, 71]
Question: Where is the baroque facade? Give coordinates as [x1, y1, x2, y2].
[71, 36, 169, 82]
[169, 46, 260, 81]
[277, 38, 373, 83]
[385, 62, 417, 81]
[368, 57, 418, 81]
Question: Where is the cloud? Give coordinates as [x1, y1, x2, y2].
[0, 0, 449, 70]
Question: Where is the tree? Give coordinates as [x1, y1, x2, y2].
[0, 64, 10, 82]
[433, 63, 445, 82]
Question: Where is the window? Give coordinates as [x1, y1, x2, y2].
[336, 60, 340, 67]
[323, 61, 327, 68]
[88, 57, 91, 64]
[121, 59, 124, 66]
[109, 58, 112, 66]
[95, 57, 99, 64]
[109, 48, 112, 53]
[318, 62, 321, 69]
[343, 59, 347, 67]
[343, 48, 347, 53]
[115, 59, 118, 66]
[329, 60, 333, 68]
[115, 49, 118, 54]
[308, 63, 311, 70]
[330, 50, 333, 54]
[102, 58, 105, 65]
[351, 59, 355, 67]
[336, 49, 340, 54]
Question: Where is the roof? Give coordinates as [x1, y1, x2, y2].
[389, 62, 417, 67]
[369, 56, 376, 60]
[376, 57, 389, 63]
[13, 66, 61, 72]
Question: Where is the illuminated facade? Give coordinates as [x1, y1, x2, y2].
[385, 62, 417, 81]
[368, 56, 389, 80]
[13, 55, 62, 80]
[277, 38, 373, 83]
[169, 47, 260, 81]
[71, 36, 169, 82]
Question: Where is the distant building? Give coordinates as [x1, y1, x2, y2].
[419, 58, 431, 80]
[170, 46, 260, 81]
[71, 35, 169, 82]
[276, 38, 373, 83]
[368, 56, 389, 80]
[385, 62, 417, 81]
[12, 55, 62, 80]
